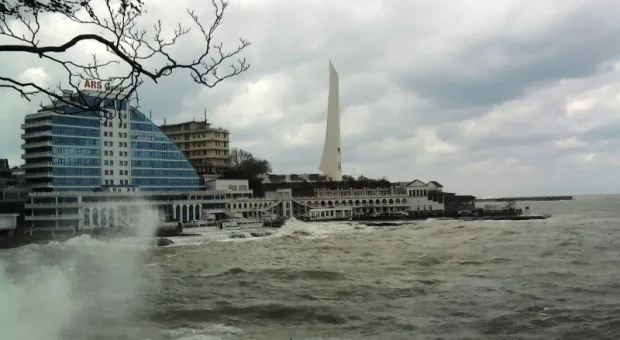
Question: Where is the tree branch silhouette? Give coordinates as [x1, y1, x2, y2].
[0, 0, 250, 122]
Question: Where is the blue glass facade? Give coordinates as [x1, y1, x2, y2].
[22, 96, 201, 192]
[129, 108, 200, 192]
[50, 114, 102, 191]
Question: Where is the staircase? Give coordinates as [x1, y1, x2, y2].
[220, 208, 236, 218]
[259, 197, 283, 212]
[292, 199, 314, 209]
[201, 209, 218, 220]
[115, 214, 129, 229]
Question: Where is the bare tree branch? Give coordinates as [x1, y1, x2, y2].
[0, 0, 250, 121]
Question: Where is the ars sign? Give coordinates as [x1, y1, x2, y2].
[83, 79, 111, 91]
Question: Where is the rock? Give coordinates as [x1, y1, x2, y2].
[156, 238, 174, 247]
[229, 233, 247, 239]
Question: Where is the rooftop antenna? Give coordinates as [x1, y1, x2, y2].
[149, 110, 152, 120]
[204, 108, 207, 123]
[164, 117, 167, 125]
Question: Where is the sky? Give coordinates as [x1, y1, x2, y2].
[1, 0, 620, 197]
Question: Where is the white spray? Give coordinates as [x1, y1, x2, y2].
[0, 200, 161, 340]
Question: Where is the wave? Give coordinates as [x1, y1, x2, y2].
[475, 303, 620, 338]
[153, 303, 348, 325]
[163, 324, 243, 340]
[0, 202, 161, 340]
[211, 267, 348, 281]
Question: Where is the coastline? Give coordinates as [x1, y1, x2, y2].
[476, 195, 573, 202]
[0, 225, 282, 250]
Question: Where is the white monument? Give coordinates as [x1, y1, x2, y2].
[318, 61, 343, 181]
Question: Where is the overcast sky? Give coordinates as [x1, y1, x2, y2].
[1, 0, 620, 197]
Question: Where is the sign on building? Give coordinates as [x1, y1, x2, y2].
[83, 79, 111, 91]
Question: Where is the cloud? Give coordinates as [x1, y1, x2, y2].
[2, 0, 620, 196]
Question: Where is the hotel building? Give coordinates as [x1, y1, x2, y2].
[22, 91, 200, 192]
[159, 120, 231, 181]
[20, 89, 230, 233]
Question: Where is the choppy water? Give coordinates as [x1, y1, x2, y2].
[1, 195, 620, 340]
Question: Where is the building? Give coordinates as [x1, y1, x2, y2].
[0, 160, 28, 227]
[0, 159, 12, 188]
[21, 91, 201, 192]
[159, 120, 230, 181]
[205, 178, 253, 200]
[259, 173, 329, 183]
[223, 178, 459, 221]
[18, 88, 240, 233]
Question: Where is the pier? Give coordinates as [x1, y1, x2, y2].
[476, 196, 573, 202]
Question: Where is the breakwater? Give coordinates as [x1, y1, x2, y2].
[476, 196, 573, 202]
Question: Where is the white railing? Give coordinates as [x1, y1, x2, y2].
[30, 227, 76, 232]
[29, 189, 228, 197]
[307, 202, 412, 209]
[230, 197, 282, 212]
[25, 214, 81, 220]
[26, 198, 229, 208]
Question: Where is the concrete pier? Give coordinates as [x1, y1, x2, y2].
[476, 196, 573, 202]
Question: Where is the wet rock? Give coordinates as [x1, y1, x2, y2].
[156, 238, 174, 247]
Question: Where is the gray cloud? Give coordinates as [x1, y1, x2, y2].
[397, 29, 620, 111]
[2, 0, 620, 196]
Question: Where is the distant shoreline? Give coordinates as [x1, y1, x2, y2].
[476, 196, 574, 202]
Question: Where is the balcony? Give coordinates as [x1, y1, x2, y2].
[23, 172, 53, 179]
[22, 131, 53, 139]
[22, 151, 53, 159]
[21, 120, 52, 129]
[22, 140, 53, 149]
[29, 182, 54, 189]
[22, 161, 53, 169]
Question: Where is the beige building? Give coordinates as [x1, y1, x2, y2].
[159, 120, 230, 180]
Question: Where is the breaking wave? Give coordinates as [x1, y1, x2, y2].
[0, 202, 161, 340]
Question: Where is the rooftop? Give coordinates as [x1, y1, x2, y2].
[159, 120, 229, 133]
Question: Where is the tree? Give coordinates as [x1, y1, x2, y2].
[222, 148, 271, 197]
[225, 148, 271, 178]
[229, 148, 256, 169]
[0, 0, 250, 120]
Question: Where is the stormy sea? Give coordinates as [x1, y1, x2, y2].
[1, 195, 619, 340]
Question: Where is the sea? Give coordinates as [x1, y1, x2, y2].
[1, 195, 619, 340]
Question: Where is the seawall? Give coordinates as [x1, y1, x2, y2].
[476, 196, 574, 202]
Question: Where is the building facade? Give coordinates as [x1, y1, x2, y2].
[159, 120, 231, 180]
[21, 91, 200, 192]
